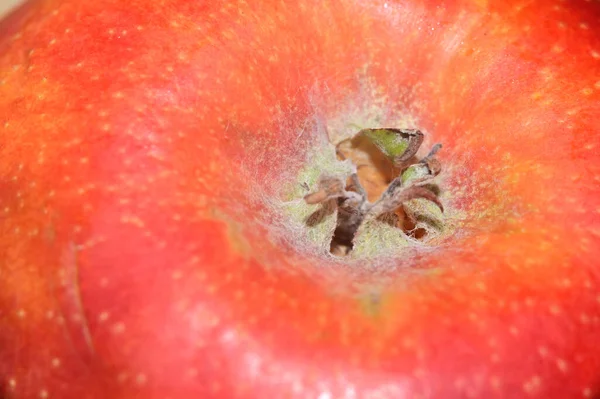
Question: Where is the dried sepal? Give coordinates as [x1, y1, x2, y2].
[303, 176, 346, 204]
[423, 157, 442, 176]
[367, 186, 443, 220]
[401, 161, 438, 186]
[400, 143, 443, 186]
[348, 173, 367, 199]
[359, 128, 424, 167]
[423, 143, 442, 160]
[420, 143, 442, 175]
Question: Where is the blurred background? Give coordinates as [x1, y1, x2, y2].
[1, 0, 22, 18]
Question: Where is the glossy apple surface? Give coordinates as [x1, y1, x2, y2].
[1, 0, 600, 398]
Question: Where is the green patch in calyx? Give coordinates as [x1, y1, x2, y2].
[295, 127, 445, 258]
[360, 128, 425, 167]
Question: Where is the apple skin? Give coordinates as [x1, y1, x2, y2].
[1, 0, 600, 398]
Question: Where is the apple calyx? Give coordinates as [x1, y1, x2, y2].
[304, 129, 444, 256]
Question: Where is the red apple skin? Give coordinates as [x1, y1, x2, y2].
[1, 0, 600, 398]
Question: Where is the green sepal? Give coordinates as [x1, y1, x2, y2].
[359, 128, 423, 163]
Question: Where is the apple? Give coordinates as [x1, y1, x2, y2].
[1, 0, 600, 398]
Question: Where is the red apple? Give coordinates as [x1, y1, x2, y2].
[1, 0, 600, 397]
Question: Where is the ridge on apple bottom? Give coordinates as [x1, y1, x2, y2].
[1, 0, 600, 398]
